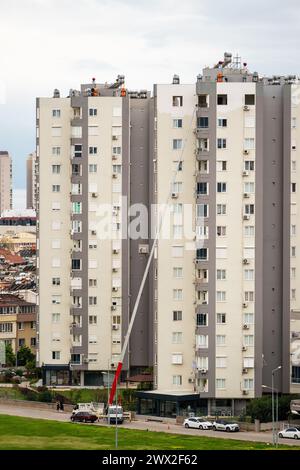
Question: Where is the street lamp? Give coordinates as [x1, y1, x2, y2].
[262, 383, 279, 446]
[272, 366, 281, 447]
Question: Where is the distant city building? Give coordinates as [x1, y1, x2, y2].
[26, 152, 37, 210]
[0, 152, 12, 213]
[0, 294, 36, 354]
[0, 209, 36, 233]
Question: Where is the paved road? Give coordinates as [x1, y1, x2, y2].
[0, 404, 300, 447]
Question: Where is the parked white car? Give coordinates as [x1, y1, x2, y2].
[183, 417, 213, 430]
[212, 419, 240, 432]
[278, 427, 300, 440]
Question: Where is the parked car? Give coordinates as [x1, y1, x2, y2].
[212, 419, 240, 432]
[183, 417, 213, 430]
[70, 411, 98, 423]
[278, 427, 300, 440]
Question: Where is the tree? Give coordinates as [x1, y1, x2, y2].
[17, 346, 35, 367]
[5, 344, 16, 367]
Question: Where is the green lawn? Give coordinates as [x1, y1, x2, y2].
[0, 414, 294, 450]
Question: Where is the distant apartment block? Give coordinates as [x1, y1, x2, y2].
[0, 151, 12, 214]
[26, 152, 37, 210]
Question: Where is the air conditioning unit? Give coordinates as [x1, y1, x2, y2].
[242, 171, 249, 177]
[243, 324, 250, 330]
[243, 258, 249, 264]
[112, 210, 118, 216]
[242, 302, 248, 308]
[242, 389, 249, 395]
[112, 267, 118, 272]
[111, 305, 117, 311]
[188, 378, 195, 383]
[112, 173, 118, 179]
[171, 192, 179, 199]
[202, 301, 208, 305]
[91, 192, 98, 198]
[139, 245, 149, 254]
[242, 346, 248, 351]
[112, 325, 119, 330]
[111, 363, 118, 368]
[243, 149, 250, 155]
[91, 230, 97, 235]
[200, 368, 207, 374]
[113, 249, 120, 254]
[112, 155, 118, 160]
[243, 105, 250, 111]
[112, 135, 118, 140]
[243, 215, 250, 220]
[243, 193, 250, 198]
[112, 287, 119, 292]
[242, 368, 248, 374]
[83, 358, 89, 364]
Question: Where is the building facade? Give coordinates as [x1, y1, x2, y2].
[0, 151, 12, 214]
[37, 78, 152, 386]
[26, 152, 37, 210]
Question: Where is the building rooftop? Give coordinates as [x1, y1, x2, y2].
[0, 293, 35, 307]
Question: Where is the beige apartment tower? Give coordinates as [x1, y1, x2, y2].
[26, 152, 37, 210]
[0, 151, 12, 214]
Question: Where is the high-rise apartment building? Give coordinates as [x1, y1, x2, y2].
[37, 78, 152, 386]
[26, 152, 37, 210]
[0, 151, 12, 214]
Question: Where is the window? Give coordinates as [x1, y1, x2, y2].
[72, 259, 81, 270]
[292, 117, 297, 129]
[197, 225, 209, 238]
[173, 203, 183, 214]
[88, 126, 99, 136]
[197, 204, 208, 218]
[244, 313, 254, 325]
[217, 94, 228, 105]
[216, 291, 226, 302]
[292, 225, 296, 236]
[245, 204, 255, 215]
[73, 144, 82, 158]
[243, 357, 254, 368]
[198, 94, 209, 108]
[216, 335, 226, 346]
[112, 164, 122, 174]
[217, 161, 227, 171]
[71, 354, 81, 364]
[52, 165, 61, 174]
[52, 221, 61, 231]
[52, 185, 60, 193]
[72, 202, 82, 215]
[245, 94, 255, 105]
[292, 289, 296, 300]
[245, 161, 255, 171]
[172, 375, 182, 386]
[243, 378, 254, 390]
[89, 315, 97, 325]
[51, 127, 62, 137]
[216, 379, 226, 389]
[52, 109, 61, 118]
[172, 332, 183, 344]
[173, 96, 183, 107]
[52, 295, 61, 305]
[245, 116, 255, 128]
[244, 182, 255, 193]
[197, 356, 208, 369]
[89, 108, 97, 116]
[216, 247, 227, 258]
[217, 204, 226, 215]
[197, 182, 208, 195]
[217, 182, 227, 193]
[217, 118, 227, 127]
[216, 357, 227, 368]
[292, 267, 296, 279]
[244, 226, 255, 237]
[173, 118, 183, 128]
[89, 279, 97, 287]
[245, 291, 254, 302]
[292, 366, 300, 384]
[244, 138, 255, 150]
[89, 164, 97, 173]
[196, 248, 208, 260]
[52, 313, 60, 323]
[198, 160, 209, 173]
[31, 322, 36, 330]
[244, 335, 254, 346]
[89, 296, 97, 306]
[292, 161, 297, 171]
[173, 139, 183, 150]
[173, 289, 183, 301]
[71, 126, 82, 138]
[292, 246, 296, 257]
[217, 226, 226, 236]
[196, 313, 208, 326]
[89, 146, 97, 155]
[217, 138, 227, 149]
[112, 146, 121, 155]
[217, 313, 226, 324]
[172, 182, 183, 193]
[72, 164, 81, 176]
[52, 147, 61, 156]
[244, 247, 255, 259]
[198, 138, 209, 152]
[0, 323, 13, 333]
[172, 354, 183, 365]
[173, 267, 183, 278]
[52, 202, 60, 211]
[217, 269, 226, 280]
[197, 117, 209, 128]
[172, 246, 184, 257]
[18, 339, 25, 347]
[30, 338, 36, 347]
[196, 335, 208, 348]
[292, 183, 297, 193]
[244, 269, 254, 281]
[52, 277, 60, 286]
[173, 310, 182, 321]
[52, 351, 60, 360]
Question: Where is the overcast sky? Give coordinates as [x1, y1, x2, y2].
[1, 0, 300, 207]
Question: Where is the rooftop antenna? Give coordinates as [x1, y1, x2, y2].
[231, 54, 241, 69]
